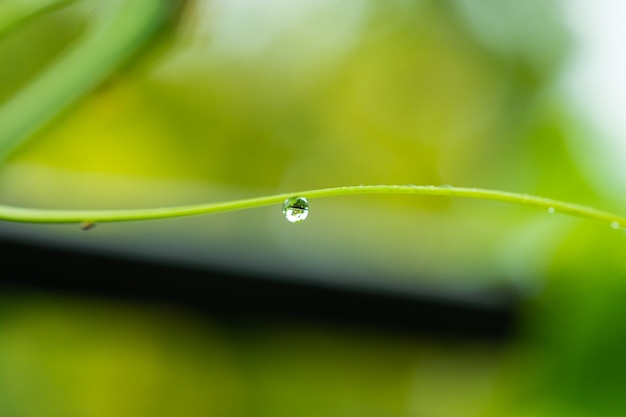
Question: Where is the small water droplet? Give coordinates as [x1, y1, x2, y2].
[547, 207, 555, 214]
[611, 221, 620, 230]
[440, 184, 454, 189]
[80, 221, 96, 231]
[283, 196, 309, 223]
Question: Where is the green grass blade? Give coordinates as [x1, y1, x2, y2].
[0, 0, 171, 159]
[0, 0, 76, 38]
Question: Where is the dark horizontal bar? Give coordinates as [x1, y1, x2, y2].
[0, 236, 518, 341]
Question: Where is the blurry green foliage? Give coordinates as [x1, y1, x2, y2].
[0, 295, 502, 417]
[1, 0, 626, 417]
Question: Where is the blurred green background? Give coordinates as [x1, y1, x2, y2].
[2, 0, 626, 416]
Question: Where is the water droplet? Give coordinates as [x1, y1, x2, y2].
[440, 184, 454, 189]
[283, 196, 309, 223]
[80, 221, 96, 231]
[547, 207, 555, 214]
[611, 221, 620, 230]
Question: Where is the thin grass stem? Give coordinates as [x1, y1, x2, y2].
[0, 185, 624, 229]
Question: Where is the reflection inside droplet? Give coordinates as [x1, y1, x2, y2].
[282, 196, 309, 223]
